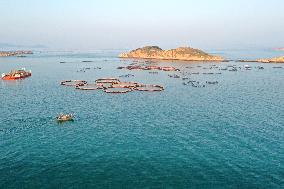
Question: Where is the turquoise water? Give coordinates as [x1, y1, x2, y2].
[0, 50, 283, 188]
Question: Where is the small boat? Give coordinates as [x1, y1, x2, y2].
[244, 65, 252, 70]
[2, 68, 32, 80]
[56, 113, 74, 122]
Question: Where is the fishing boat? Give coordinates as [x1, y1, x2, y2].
[1, 68, 32, 80]
[56, 113, 74, 122]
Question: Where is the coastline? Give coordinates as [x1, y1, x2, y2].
[0, 50, 33, 57]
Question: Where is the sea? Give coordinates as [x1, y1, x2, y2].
[0, 49, 283, 188]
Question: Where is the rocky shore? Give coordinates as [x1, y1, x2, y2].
[237, 56, 284, 63]
[257, 56, 284, 63]
[0, 50, 33, 57]
[119, 46, 224, 62]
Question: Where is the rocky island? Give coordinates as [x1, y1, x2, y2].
[119, 46, 224, 62]
[0, 50, 33, 57]
[257, 56, 284, 63]
[237, 56, 284, 63]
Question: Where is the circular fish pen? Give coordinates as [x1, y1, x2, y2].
[135, 84, 164, 92]
[95, 78, 120, 84]
[111, 82, 140, 89]
[61, 80, 87, 86]
[143, 66, 161, 70]
[75, 83, 103, 90]
[95, 78, 120, 89]
[104, 86, 133, 94]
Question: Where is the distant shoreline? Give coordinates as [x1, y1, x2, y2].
[0, 50, 33, 57]
[236, 57, 284, 63]
[1, 49, 283, 63]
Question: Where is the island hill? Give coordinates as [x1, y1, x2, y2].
[0, 50, 33, 57]
[257, 56, 284, 63]
[119, 46, 224, 62]
[238, 56, 284, 63]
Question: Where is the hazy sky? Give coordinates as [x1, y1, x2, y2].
[0, 0, 284, 50]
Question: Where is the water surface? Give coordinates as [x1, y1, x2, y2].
[0, 50, 283, 188]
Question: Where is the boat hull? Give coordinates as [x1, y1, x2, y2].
[2, 73, 31, 80]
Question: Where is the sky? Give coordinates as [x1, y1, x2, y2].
[0, 0, 284, 50]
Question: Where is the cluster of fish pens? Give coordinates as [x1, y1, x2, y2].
[170, 64, 269, 88]
[117, 65, 180, 72]
[116, 61, 220, 88]
[64, 58, 284, 92]
[117, 59, 283, 89]
[61, 78, 164, 94]
[77, 66, 102, 72]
